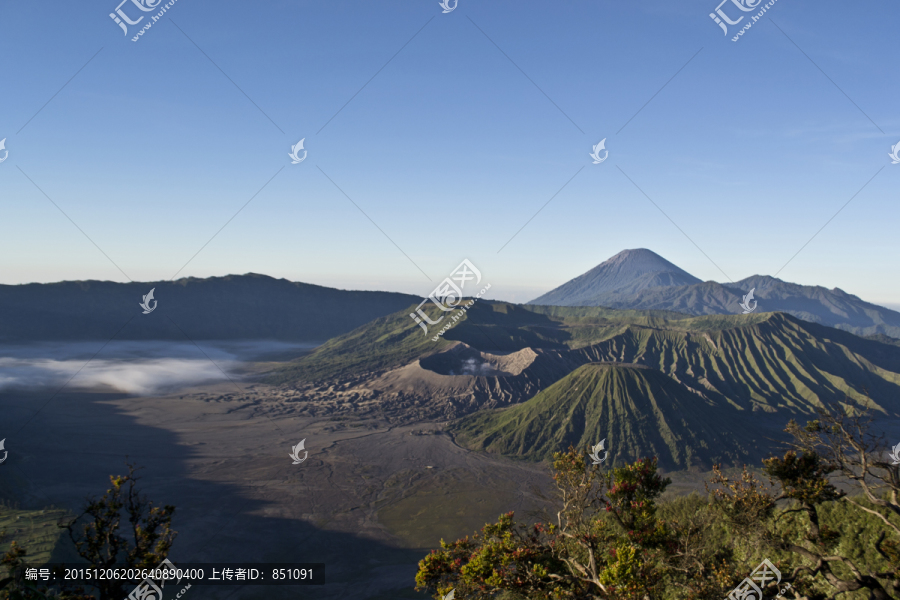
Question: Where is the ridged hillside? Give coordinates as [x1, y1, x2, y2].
[269, 302, 900, 422]
[451, 363, 757, 469]
[568, 313, 900, 417]
[447, 312, 900, 468]
[266, 300, 900, 465]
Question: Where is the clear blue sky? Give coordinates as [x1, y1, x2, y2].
[1, 0, 897, 306]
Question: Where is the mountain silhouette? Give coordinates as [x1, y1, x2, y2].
[0, 274, 418, 342]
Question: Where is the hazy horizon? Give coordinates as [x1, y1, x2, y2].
[2, 260, 899, 310]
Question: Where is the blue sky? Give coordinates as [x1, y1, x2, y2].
[0, 0, 897, 306]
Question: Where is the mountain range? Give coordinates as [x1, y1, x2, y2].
[529, 249, 900, 339]
[4, 250, 896, 344]
[270, 299, 900, 469]
[0, 274, 418, 342]
[4, 262, 899, 470]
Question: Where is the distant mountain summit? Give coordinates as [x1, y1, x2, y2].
[529, 250, 900, 339]
[530, 249, 701, 306]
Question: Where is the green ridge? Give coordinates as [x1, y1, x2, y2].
[450, 363, 753, 469]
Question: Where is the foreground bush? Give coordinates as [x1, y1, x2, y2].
[1, 464, 176, 600]
[417, 406, 900, 600]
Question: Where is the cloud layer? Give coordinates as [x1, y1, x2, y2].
[0, 341, 315, 396]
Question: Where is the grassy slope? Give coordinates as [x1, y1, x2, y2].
[569, 312, 900, 415]
[451, 364, 756, 469]
[264, 302, 454, 384]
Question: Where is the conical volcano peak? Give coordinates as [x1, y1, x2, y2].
[530, 249, 701, 306]
[597, 248, 692, 275]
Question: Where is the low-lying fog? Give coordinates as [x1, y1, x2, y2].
[0, 341, 317, 395]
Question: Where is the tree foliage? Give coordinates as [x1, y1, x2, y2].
[1, 464, 176, 600]
[418, 405, 900, 600]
